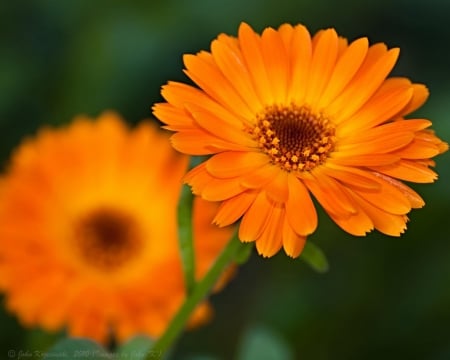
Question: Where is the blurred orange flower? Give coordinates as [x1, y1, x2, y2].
[154, 22, 448, 258]
[0, 112, 234, 344]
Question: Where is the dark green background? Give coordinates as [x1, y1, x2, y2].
[1, 1, 449, 359]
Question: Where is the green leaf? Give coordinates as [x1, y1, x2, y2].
[26, 328, 63, 355]
[236, 325, 294, 360]
[43, 338, 111, 359]
[233, 241, 253, 264]
[117, 335, 161, 360]
[299, 241, 329, 273]
[178, 184, 196, 294]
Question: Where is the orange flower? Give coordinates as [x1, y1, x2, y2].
[153, 22, 448, 258]
[0, 111, 234, 344]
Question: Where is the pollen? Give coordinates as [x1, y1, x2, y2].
[251, 104, 336, 172]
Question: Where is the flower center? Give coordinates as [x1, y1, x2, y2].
[73, 207, 143, 271]
[251, 104, 336, 171]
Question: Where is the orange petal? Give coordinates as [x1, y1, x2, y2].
[353, 192, 408, 236]
[398, 83, 429, 117]
[184, 162, 216, 195]
[206, 151, 269, 178]
[328, 47, 400, 121]
[337, 84, 413, 135]
[261, 27, 289, 104]
[337, 131, 414, 155]
[254, 205, 284, 257]
[239, 190, 273, 242]
[183, 53, 254, 120]
[302, 169, 357, 217]
[318, 37, 369, 107]
[305, 28, 339, 107]
[323, 163, 381, 190]
[160, 81, 253, 127]
[394, 139, 440, 159]
[282, 218, 306, 258]
[159, 81, 205, 109]
[330, 153, 400, 167]
[370, 160, 438, 183]
[265, 170, 289, 203]
[202, 177, 244, 201]
[328, 207, 374, 236]
[238, 22, 273, 104]
[278, 23, 295, 48]
[240, 163, 279, 189]
[171, 130, 252, 155]
[287, 24, 312, 104]
[350, 173, 412, 215]
[188, 106, 255, 148]
[214, 190, 258, 226]
[286, 174, 317, 236]
[340, 118, 429, 146]
[211, 38, 263, 113]
[153, 103, 194, 131]
[371, 172, 424, 208]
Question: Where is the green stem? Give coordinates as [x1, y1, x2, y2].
[149, 233, 243, 358]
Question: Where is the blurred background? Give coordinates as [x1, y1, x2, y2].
[1, 0, 449, 359]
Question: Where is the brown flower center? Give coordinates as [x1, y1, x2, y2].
[73, 207, 143, 271]
[251, 104, 336, 171]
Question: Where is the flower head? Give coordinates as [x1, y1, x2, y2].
[153, 22, 448, 258]
[0, 112, 234, 343]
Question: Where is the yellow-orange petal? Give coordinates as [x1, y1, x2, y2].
[398, 83, 429, 117]
[287, 24, 312, 104]
[286, 174, 317, 236]
[302, 170, 357, 217]
[159, 81, 253, 127]
[265, 170, 289, 203]
[206, 151, 269, 178]
[184, 162, 215, 194]
[240, 163, 279, 189]
[254, 205, 284, 257]
[337, 83, 413, 135]
[211, 38, 263, 114]
[153, 103, 194, 131]
[278, 23, 295, 48]
[305, 28, 339, 107]
[187, 106, 255, 147]
[239, 191, 273, 242]
[183, 53, 254, 120]
[171, 130, 252, 155]
[328, 207, 374, 236]
[371, 172, 425, 208]
[202, 177, 244, 201]
[337, 131, 414, 156]
[214, 190, 258, 226]
[238, 22, 273, 104]
[328, 47, 400, 121]
[352, 191, 408, 236]
[282, 218, 306, 258]
[340, 118, 429, 146]
[261, 26, 289, 104]
[350, 172, 412, 215]
[330, 153, 400, 167]
[318, 37, 369, 107]
[323, 163, 381, 190]
[370, 159, 438, 183]
[395, 138, 440, 159]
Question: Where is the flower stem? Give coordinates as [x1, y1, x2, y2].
[149, 233, 243, 358]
